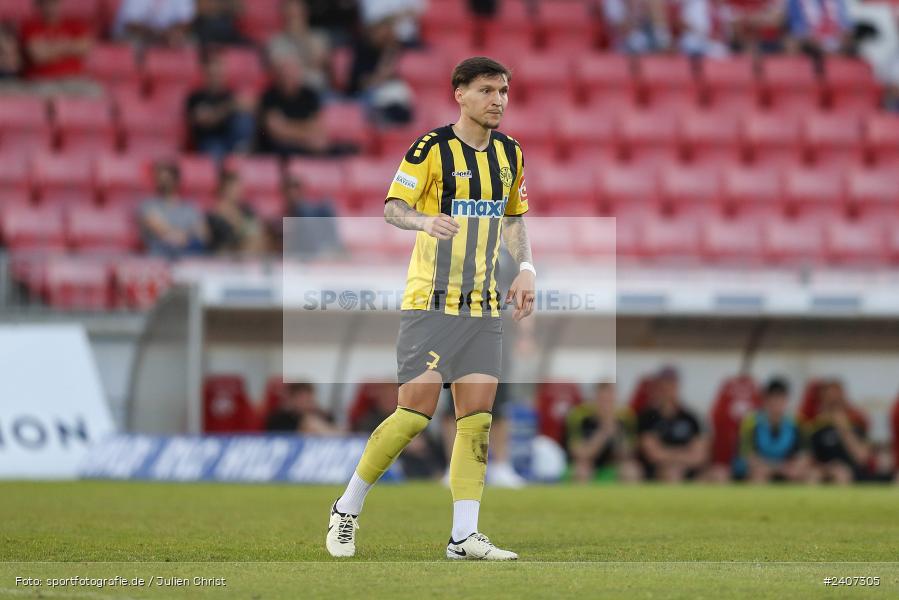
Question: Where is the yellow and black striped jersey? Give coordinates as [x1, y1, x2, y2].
[386, 125, 529, 318]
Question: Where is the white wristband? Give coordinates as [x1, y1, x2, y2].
[519, 261, 536, 277]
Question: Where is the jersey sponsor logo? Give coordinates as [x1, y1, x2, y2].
[499, 166, 514, 188]
[451, 197, 508, 218]
[518, 169, 528, 203]
[452, 170, 472, 179]
[393, 170, 418, 190]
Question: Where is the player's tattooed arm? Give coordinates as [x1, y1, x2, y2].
[501, 215, 533, 266]
[384, 198, 460, 240]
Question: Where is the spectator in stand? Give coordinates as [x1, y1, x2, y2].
[349, 17, 413, 124]
[192, 0, 248, 47]
[0, 24, 22, 81]
[359, 0, 426, 47]
[468, 0, 499, 17]
[20, 0, 100, 96]
[267, 0, 330, 92]
[720, 0, 788, 54]
[740, 377, 809, 483]
[602, 0, 675, 53]
[265, 381, 339, 434]
[282, 174, 342, 256]
[806, 380, 871, 484]
[636, 366, 708, 482]
[566, 383, 642, 483]
[114, 0, 195, 47]
[139, 160, 209, 258]
[679, 0, 732, 57]
[304, 0, 359, 44]
[784, 0, 854, 57]
[185, 50, 255, 162]
[256, 54, 328, 157]
[206, 170, 267, 256]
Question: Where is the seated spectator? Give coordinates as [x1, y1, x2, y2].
[741, 377, 809, 483]
[359, 0, 426, 47]
[206, 170, 267, 255]
[468, 0, 499, 17]
[114, 0, 195, 47]
[348, 17, 412, 124]
[265, 381, 339, 435]
[282, 174, 342, 257]
[566, 383, 642, 483]
[139, 161, 209, 258]
[304, 0, 359, 44]
[20, 0, 100, 96]
[256, 54, 329, 157]
[602, 0, 675, 53]
[636, 366, 708, 482]
[0, 24, 22, 80]
[785, 0, 854, 57]
[679, 0, 732, 57]
[267, 0, 330, 92]
[186, 51, 255, 161]
[720, 0, 788, 54]
[192, 0, 248, 48]
[806, 380, 871, 484]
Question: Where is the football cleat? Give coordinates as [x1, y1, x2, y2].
[445, 532, 518, 561]
[326, 502, 359, 558]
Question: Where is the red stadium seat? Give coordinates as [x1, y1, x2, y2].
[575, 54, 637, 111]
[261, 375, 287, 417]
[118, 99, 182, 158]
[0, 154, 32, 197]
[53, 96, 117, 153]
[783, 167, 846, 219]
[638, 55, 699, 112]
[224, 156, 281, 195]
[535, 382, 583, 444]
[397, 51, 449, 91]
[58, 0, 101, 20]
[824, 57, 881, 115]
[721, 165, 783, 218]
[613, 216, 640, 258]
[0, 96, 52, 154]
[143, 47, 201, 92]
[710, 376, 761, 466]
[84, 43, 138, 85]
[528, 163, 597, 215]
[639, 213, 701, 261]
[219, 47, 267, 92]
[111, 257, 171, 310]
[346, 159, 399, 214]
[537, 0, 596, 51]
[286, 159, 349, 208]
[864, 113, 899, 168]
[527, 220, 578, 256]
[558, 108, 618, 163]
[0, 0, 35, 24]
[802, 113, 863, 168]
[336, 218, 393, 256]
[619, 110, 681, 167]
[248, 192, 284, 222]
[700, 56, 758, 114]
[322, 101, 374, 153]
[742, 112, 803, 168]
[700, 216, 764, 264]
[628, 376, 655, 415]
[515, 54, 575, 107]
[761, 217, 825, 264]
[572, 218, 617, 257]
[1, 204, 65, 250]
[178, 154, 217, 204]
[823, 217, 887, 264]
[497, 108, 557, 159]
[44, 257, 110, 311]
[761, 56, 822, 114]
[596, 164, 659, 215]
[67, 205, 138, 253]
[659, 164, 722, 217]
[202, 374, 259, 433]
[680, 111, 743, 167]
[95, 154, 150, 208]
[480, 31, 535, 68]
[846, 167, 899, 217]
[30, 153, 95, 207]
[237, 0, 280, 42]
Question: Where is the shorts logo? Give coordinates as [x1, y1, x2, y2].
[451, 197, 508, 218]
[426, 351, 440, 370]
[452, 170, 472, 179]
[499, 167, 514, 188]
[394, 170, 418, 190]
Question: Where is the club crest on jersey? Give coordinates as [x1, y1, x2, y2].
[451, 197, 508, 218]
[499, 167, 514, 188]
[452, 170, 472, 179]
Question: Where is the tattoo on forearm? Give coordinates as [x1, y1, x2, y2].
[384, 198, 426, 231]
[502, 215, 532, 265]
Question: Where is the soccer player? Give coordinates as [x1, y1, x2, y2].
[326, 56, 535, 560]
[740, 378, 808, 483]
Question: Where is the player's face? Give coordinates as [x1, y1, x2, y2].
[457, 74, 509, 130]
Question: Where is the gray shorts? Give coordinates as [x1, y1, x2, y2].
[396, 310, 502, 387]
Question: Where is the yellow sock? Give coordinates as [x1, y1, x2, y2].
[356, 407, 430, 484]
[449, 411, 492, 502]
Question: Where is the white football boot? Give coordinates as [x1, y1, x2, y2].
[326, 502, 359, 558]
[446, 532, 518, 561]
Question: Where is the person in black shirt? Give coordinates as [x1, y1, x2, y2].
[806, 381, 871, 484]
[637, 367, 708, 482]
[265, 381, 338, 435]
[256, 53, 328, 157]
[185, 51, 254, 161]
[206, 170, 266, 255]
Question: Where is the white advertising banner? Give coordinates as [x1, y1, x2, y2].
[0, 325, 116, 479]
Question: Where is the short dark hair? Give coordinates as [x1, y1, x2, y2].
[451, 56, 511, 90]
[764, 377, 790, 397]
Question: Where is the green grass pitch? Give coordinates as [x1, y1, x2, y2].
[1, 481, 897, 599]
